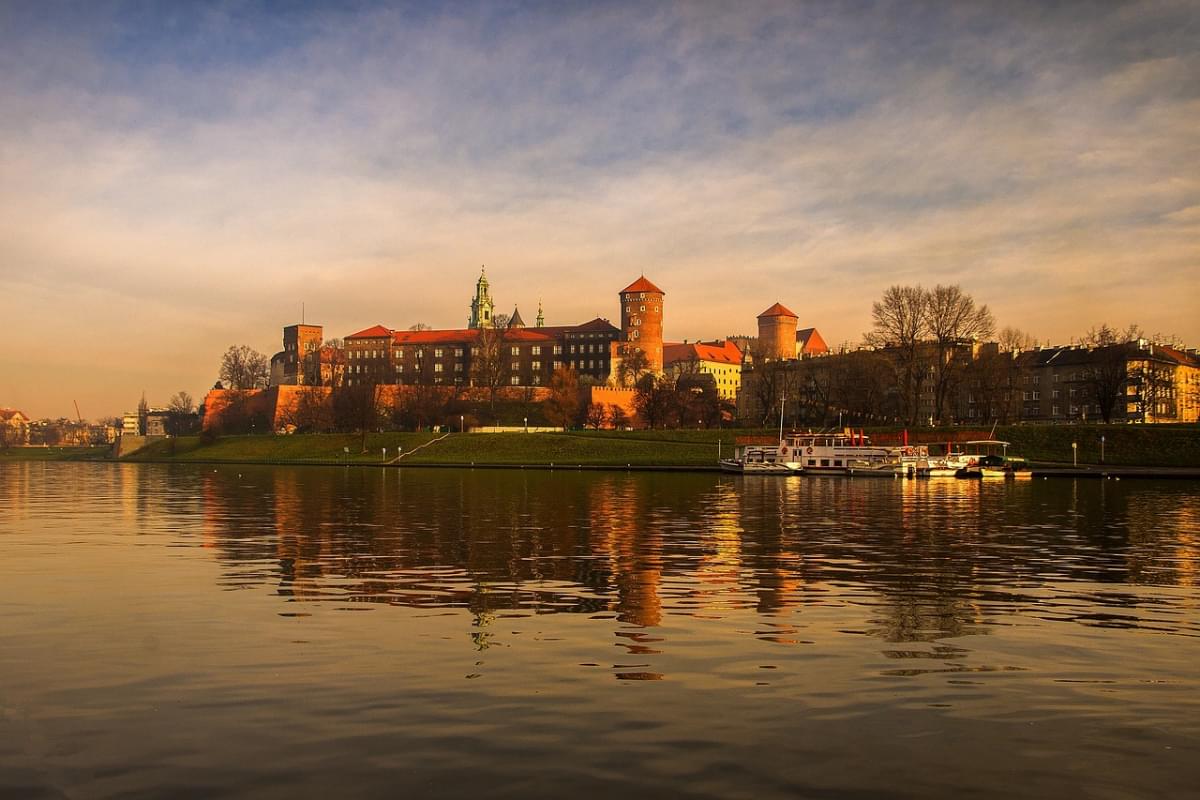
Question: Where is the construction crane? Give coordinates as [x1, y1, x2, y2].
[73, 400, 83, 425]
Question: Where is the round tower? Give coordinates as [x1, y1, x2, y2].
[619, 275, 665, 374]
[757, 302, 798, 360]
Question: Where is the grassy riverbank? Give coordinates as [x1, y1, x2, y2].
[122, 430, 733, 467]
[7, 424, 1196, 468]
[0, 446, 110, 461]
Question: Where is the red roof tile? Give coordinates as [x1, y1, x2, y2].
[392, 329, 479, 345]
[663, 339, 742, 366]
[346, 324, 394, 339]
[620, 276, 665, 294]
[758, 302, 797, 319]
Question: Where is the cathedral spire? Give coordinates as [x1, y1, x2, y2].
[469, 265, 495, 329]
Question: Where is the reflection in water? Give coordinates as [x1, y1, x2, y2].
[2, 463, 1199, 800]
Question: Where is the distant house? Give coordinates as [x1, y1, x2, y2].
[663, 340, 743, 401]
[144, 410, 171, 437]
[122, 412, 141, 436]
[0, 408, 30, 445]
[796, 328, 829, 358]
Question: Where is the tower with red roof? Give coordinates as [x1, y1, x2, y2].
[757, 302, 798, 361]
[618, 275, 665, 375]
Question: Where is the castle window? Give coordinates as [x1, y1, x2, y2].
[471, 347, 480, 356]
[455, 363, 462, 372]
[569, 345, 575, 354]
[434, 348, 443, 357]
[532, 346, 541, 355]
[532, 361, 541, 371]
[553, 345, 562, 355]
[435, 364, 443, 373]
[510, 376, 520, 385]
[532, 375, 541, 385]
[654, 307, 658, 312]
[511, 346, 520, 356]
[634, 319, 641, 326]
[640, 305, 645, 312]
[455, 348, 464, 357]
[631, 330, 639, 339]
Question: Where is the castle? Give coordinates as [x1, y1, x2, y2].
[270, 268, 666, 391]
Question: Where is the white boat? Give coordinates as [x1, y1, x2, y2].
[955, 440, 1031, 479]
[779, 431, 896, 476]
[720, 444, 796, 475]
[924, 449, 973, 477]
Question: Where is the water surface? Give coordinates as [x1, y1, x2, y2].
[2, 463, 1198, 798]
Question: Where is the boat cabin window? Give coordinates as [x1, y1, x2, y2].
[820, 459, 830, 467]
[808, 459, 816, 466]
[834, 460, 841, 467]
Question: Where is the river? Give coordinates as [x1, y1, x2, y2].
[2, 462, 1198, 798]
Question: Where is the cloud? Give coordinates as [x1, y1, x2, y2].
[1, 0, 1198, 416]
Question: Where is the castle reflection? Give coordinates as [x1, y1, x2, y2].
[151, 464, 1200, 641]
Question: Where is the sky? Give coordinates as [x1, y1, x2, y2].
[1, 0, 1198, 419]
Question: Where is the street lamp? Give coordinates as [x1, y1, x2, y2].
[523, 416, 528, 433]
[460, 414, 464, 433]
[1072, 441, 1077, 467]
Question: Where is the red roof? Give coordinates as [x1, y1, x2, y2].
[346, 324, 394, 339]
[797, 327, 829, 354]
[758, 302, 797, 319]
[663, 339, 742, 366]
[620, 275, 664, 295]
[393, 328, 479, 345]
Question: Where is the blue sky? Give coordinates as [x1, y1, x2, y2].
[2, 1, 1198, 417]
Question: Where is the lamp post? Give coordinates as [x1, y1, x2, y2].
[1100, 434, 1105, 464]
[523, 416, 528, 433]
[1072, 441, 1077, 467]
[460, 415, 464, 433]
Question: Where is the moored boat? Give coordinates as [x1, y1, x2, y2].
[954, 440, 1031, 479]
[779, 430, 896, 476]
[720, 443, 797, 475]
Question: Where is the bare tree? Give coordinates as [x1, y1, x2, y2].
[408, 323, 432, 331]
[332, 380, 382, 451]
[166, 391, 196, 436]
[608, 404, 630, 430]
[1076, 324, 1143, 423]
[585, 402, 608, 430]
[866, 285, 928, 426]
[634, 374, 676, 429]
[544, 367, 581, 431]
[615, 344, 651, 388]
[219, 345, 270, 390]
[922, 285, 995, 424]
[279, 385, 333, 432]
[470, 328, 505, 409]
[998, 326, 1036, 353]
[492, 313, 511, 329]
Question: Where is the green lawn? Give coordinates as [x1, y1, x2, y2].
[404, 432, 723, 466]
[125, 432, 441, 463]
[93, 423, 1200, 468]
[0, 446, 110, 461]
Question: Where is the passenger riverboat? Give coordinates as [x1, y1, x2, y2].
[779, 430, 896, 476]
